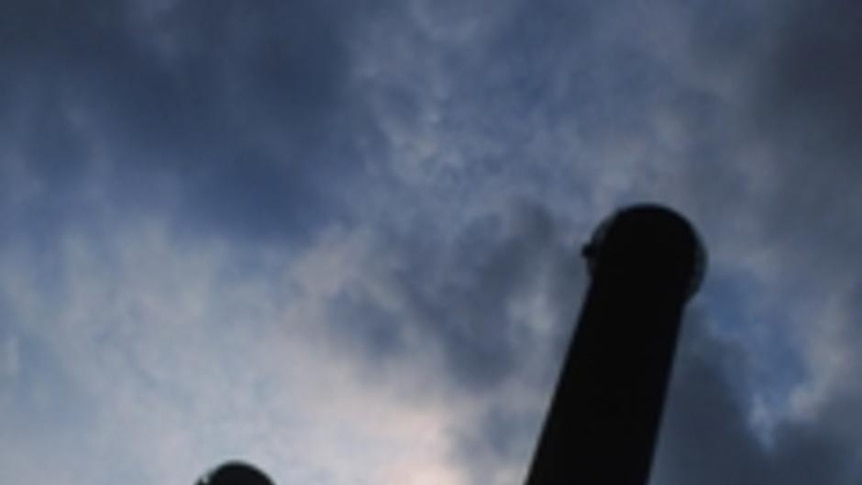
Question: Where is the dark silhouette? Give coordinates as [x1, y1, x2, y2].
[524, 204, 706, 485]
[195, 461, 275, 485]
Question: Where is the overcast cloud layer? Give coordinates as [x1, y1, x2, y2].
[1, 0, 862, 484]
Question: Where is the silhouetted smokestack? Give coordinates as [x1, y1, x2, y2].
[196, 461, 275, 485]
[525, 204, 706, 485]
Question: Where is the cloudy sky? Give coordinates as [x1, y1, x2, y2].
[1, 0, 861, 483]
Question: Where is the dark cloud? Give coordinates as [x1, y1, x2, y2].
[669, 0, 862, 245]
[653, 316, 861, 485]
[322, 200, 584, 391]
[652, 318, 769, 484]
[389, 202, 584, 390]
[646, 2, 862, 480]
[0, 0, 383, 243]
[680, 0, 862, 267]
[755, 0, 862, 156]
[798, 280, 862, 453]
[449, 0, 677, 155]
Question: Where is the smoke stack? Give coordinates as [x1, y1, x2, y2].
[525, 204, 706, 485]
[196, 461, 275, 485]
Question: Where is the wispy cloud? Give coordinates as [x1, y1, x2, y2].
[0, 218, 473, 484]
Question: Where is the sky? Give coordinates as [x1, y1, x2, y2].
[0, 0, 861, 483]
